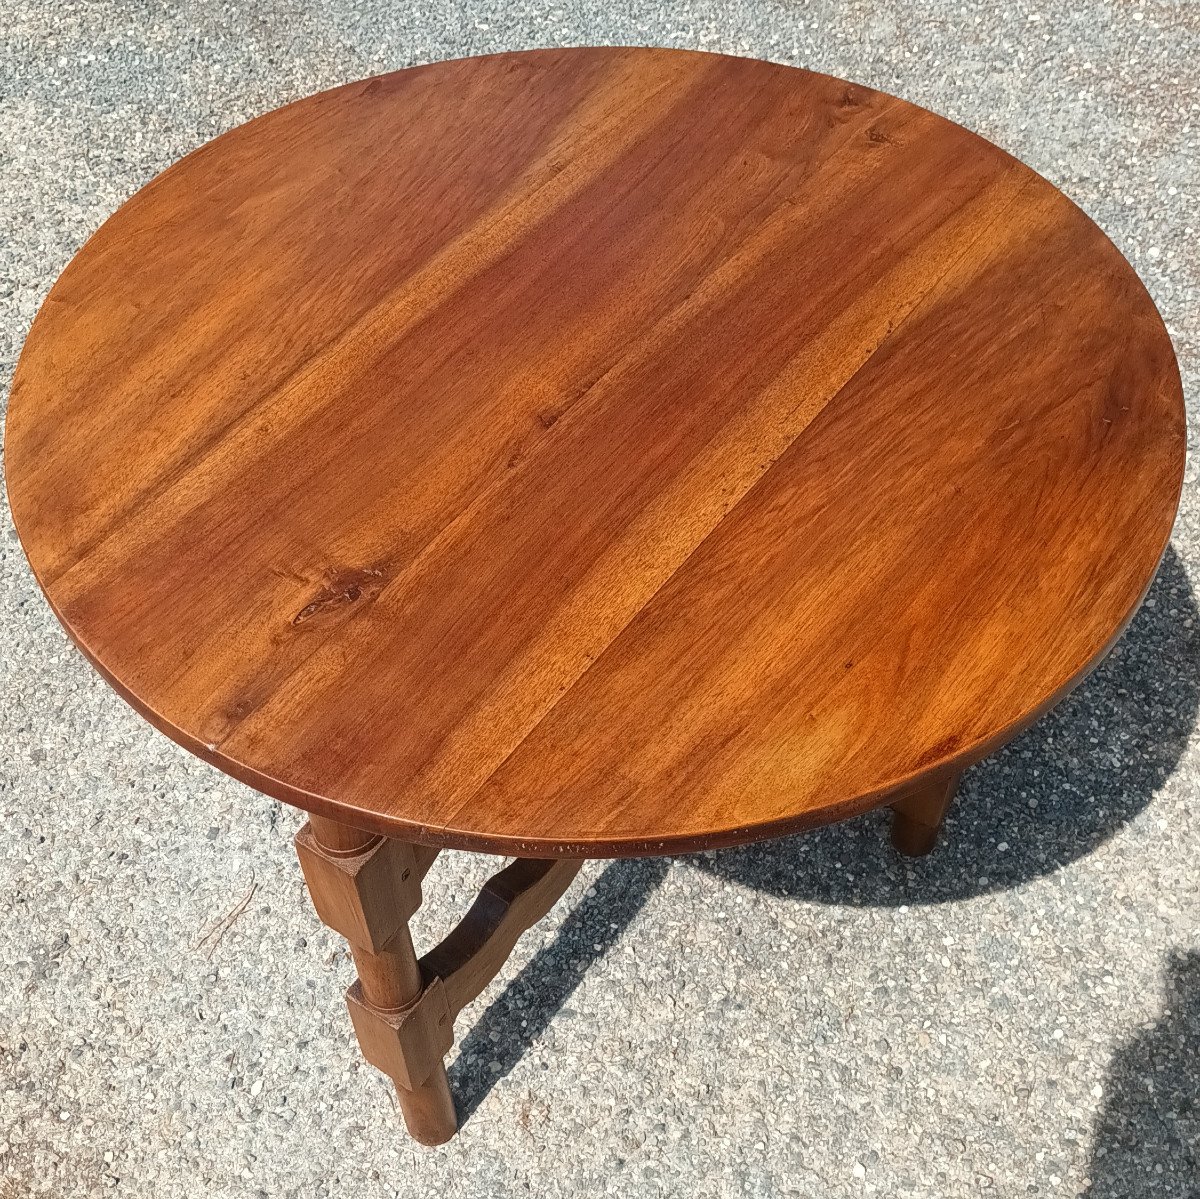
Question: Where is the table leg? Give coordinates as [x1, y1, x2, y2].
[889, 771, 961, 856]
[294, 814, 582, 1144]
[300, 814, 456, 1143]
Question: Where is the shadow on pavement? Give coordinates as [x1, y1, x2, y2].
[1085, 950, 1200, 1196]
[448, 856, 669, 1125]
[450, 546, 1196, 1123]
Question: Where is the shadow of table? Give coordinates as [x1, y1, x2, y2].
[450, 545, 1198, 1124]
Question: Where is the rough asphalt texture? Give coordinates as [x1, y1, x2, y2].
[2, 2, 1198, 1196]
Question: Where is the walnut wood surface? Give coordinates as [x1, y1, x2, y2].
[5, 48, 1184, 856]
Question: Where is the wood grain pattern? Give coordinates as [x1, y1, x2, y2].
[5, 48, 1184, 856]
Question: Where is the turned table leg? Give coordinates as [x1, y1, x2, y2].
[294, 813, 582, 1144]
[889, 771, 961, 857]
[299, 814, 456, 1143]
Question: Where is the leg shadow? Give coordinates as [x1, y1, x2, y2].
[1086, 950, 1200, 1196]
[688, 545, 1198, 905]
[448, 856, 669, 1125]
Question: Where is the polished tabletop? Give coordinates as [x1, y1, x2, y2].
[4, 47, 1184, 856]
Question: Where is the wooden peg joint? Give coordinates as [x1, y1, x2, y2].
[347, 975, 455, 1090]
[294, 821, 422, 953]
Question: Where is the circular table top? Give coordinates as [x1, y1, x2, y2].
[6, 47, 1184, 857]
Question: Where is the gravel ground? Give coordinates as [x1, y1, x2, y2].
[2, 2, 1198, 1196]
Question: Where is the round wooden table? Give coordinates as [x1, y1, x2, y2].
[5, 47, 1184, 1144]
